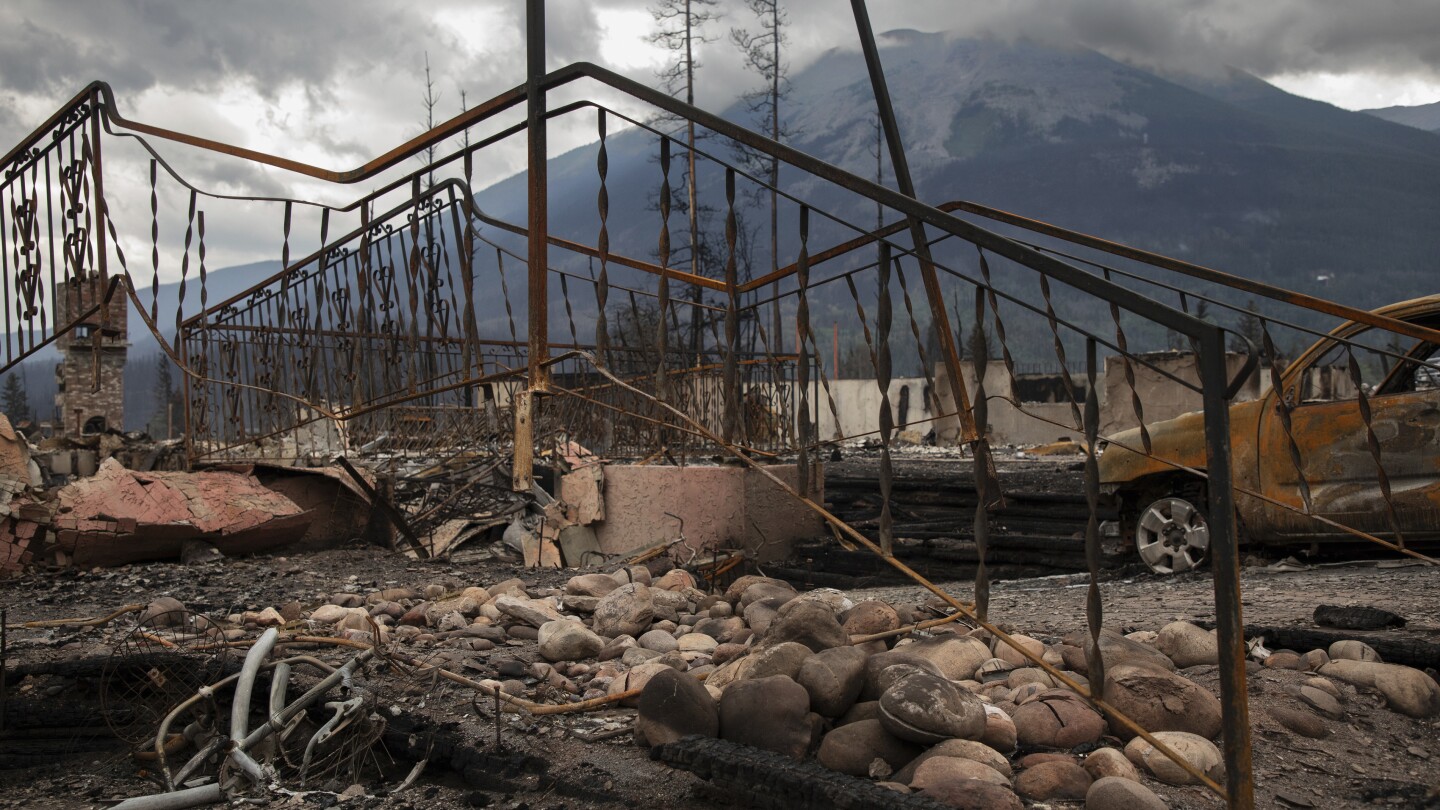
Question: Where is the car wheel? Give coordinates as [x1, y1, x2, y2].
[1134, 496, 1210, 574]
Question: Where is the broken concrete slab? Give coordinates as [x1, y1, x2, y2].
[560, 465, 605, 525]
[52, 458, 313, 567]
[592, 463, 823, 563]
[240, 463, 375, 549]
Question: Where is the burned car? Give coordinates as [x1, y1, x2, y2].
[1099, 296, 1440, 574]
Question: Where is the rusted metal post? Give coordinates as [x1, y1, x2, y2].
[514, 0, 548, 491]
[722, 168, 740, 444]
[1, 607, 7, 733]
[88, 88, 111, 339]
[848, 0, 978, 447]
[1197, 327, 1254, 810]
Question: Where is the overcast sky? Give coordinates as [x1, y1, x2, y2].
[2, 0, 1438, 272]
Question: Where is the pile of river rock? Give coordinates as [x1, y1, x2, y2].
[190, 565, 1440, 810]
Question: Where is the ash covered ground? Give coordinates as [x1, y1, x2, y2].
[0, 457, 1437, 809]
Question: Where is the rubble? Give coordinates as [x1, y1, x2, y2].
[5, 553, 1436, 810]
[50, 458, 314, 567]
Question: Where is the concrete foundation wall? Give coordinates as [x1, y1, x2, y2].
[931, 360, 1089, 446]
[591, 463, 822, 562]
[815, 378, 934, 441]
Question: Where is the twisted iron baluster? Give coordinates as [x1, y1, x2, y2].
[876, 244, 895, 556]
[275, 202, 294, 412]
[1345, 345, 1406, 547]
[42, 150, 57, 340]
[495, 248, 519, 347]
[1083, 338, 1106, 701]
[560, 272, 579, 347]
[1259, 319, 1313, 516]
[148, 160, 159, 324]
[796, 206, 812, 497]
[1036, 273, 1083, 430]
[1102, 268, 1151, 453]
[970, 284, 991, 623]
[975, 251, 1017, 407]
[175, 191, 195, 364]
[655, 137, 672, 404]
[595, 110, 611, 370]
[801, 314, 845, 444]
[722, 167, 740, 445]
[894, 262, 940, 428]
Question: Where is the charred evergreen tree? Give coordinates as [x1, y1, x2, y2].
[650, 0, 720, 359]
[417, 52, 442, 191]
[730, 0, 792, 359]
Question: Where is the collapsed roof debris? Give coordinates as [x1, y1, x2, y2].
[51, 459, 314, 568]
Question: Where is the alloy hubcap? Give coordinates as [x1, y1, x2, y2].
[1135, 496, 1209, 574]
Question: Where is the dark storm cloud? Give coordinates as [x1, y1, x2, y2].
[1030, 0, 1440, 79]
[796, 0, 1440, 82]
[3, 0, 1438, 125]
[0, 0, 445, 99]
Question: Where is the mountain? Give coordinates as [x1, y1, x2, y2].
[1363, 100, 1440, 134]
[21, 32, 1440, 430]
[478, 32, 1440, 328]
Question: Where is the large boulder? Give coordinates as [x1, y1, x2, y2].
[1267, 705, 1328, 738]
[1082, 747, 1141, 782]
[567, 573, 621, 597]
[911, 756, 1010, 790]
[916, 781, 1023, 810]
[861, 649, 944, 700]
[638, 629, 679, 653]
[608, 661, 676, 706]
[1373, 665, 1440, 718]
[312, 604, 365, 625]
[1328, 639, 1381, 662]
[1123, 731, 1224, 786]
[759, 600, 849, 653]
[652, 569, 697, 592]
[981, 703, 1018, 753]
[992, 634, 1047, 668]
[779, 588, 853, 618]
[1012, 689, 1107, 749]
[841, 600, 901, 637]
[1103, 664, 1223, 739]
[1015, 760, 1092, 802]
[537, 620, 605, 662]
[694, 616, 746, 643]
[1320, 660, 1440, 718]
[723, 574, 780, 603]
[743, 597, 787, 636]
[1061, 629, 1175, 674]
[796, 645, 868, 717]
[636, 668, 718, 746]
[676, 633, 718, 654]
[1155, 621, 1219, 668]
[893, 738, 1014, 784]
[138, 597, 189, 627]
[879, 670, 987, 744]
[734, 640, 814, 683]
[592, 583, 654, 638]
[1085, 776, 1167, 810]
[906, 636, 993, 682]
[718, 675, 812, 758]
[494, 595, 566, 628]
[739, 580, 798, 609]
[816, 718, 922, 777]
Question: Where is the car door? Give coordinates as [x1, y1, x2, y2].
[1257, 322, 1440, 543]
